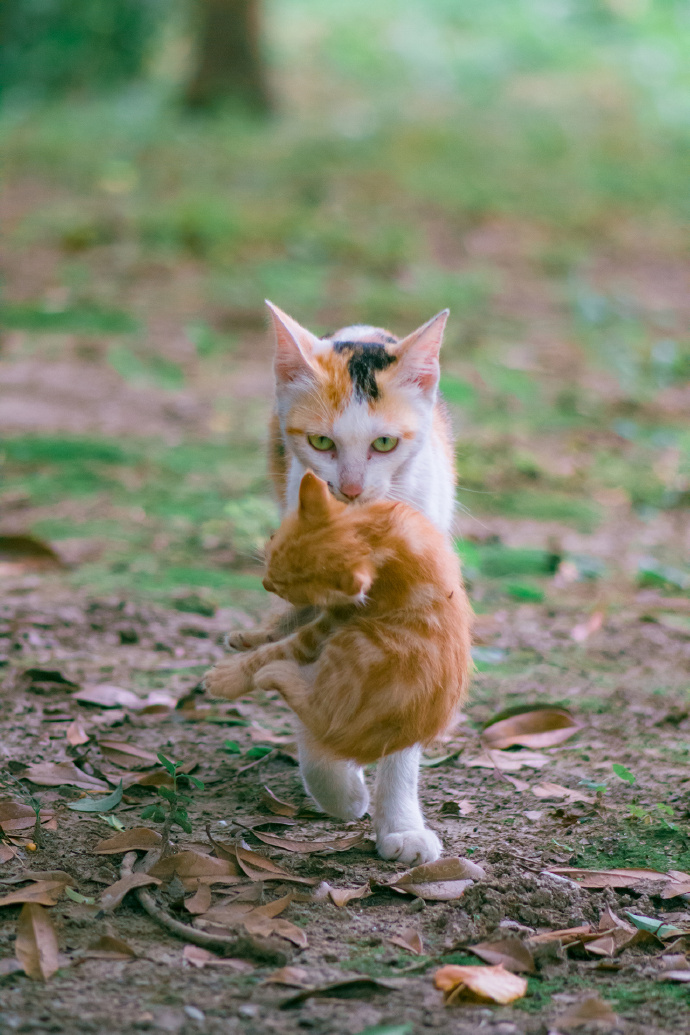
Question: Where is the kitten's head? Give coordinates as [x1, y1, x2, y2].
[263, 472, 373, 608]
[267, 300, 448, 505]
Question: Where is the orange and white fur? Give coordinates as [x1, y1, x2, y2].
[205, 471, 471, 773]
[223, 303, 459, 864]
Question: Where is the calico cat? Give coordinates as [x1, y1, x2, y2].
[225, 302, 458, 865]
[206, 473, 471, 863]
[205, 472, 472, 774]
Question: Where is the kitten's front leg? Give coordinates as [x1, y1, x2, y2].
[204, 640, 289, 699]
[373, 745, 442, 865]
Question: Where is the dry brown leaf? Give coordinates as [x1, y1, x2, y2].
[265, 965, 312, 987]
[279, 976, 400, 1008]
[0, 534, 63, 572]
[73, 685, 143, 709]
[93, 827, 162, 854]
[249, 829, 364, 854]
[182, 944, 254, 971]
[261, 787, 297, 818]
[389, 928, 423, 955]
[99, 873, 162, 911]
[184, 883, 213, 915]
[532, 782, 595, 805]
[327, 884, 371, 907]
[482, 707, 580, 750]
[0, 870, 75, 886]
[557, 995, 619, 1030]
[0, 844, 19, 863]
[528, 925, 593, 946]
[148, 851, 236, 880]
[66, 717, 90, 746]
[246, 892, 293, 919]
[83, 935, 136, 960]
[469, 937, 535, 973]
[661, 870, 690, 899]
[15, 902, 60, 980]
[571, 610, 605, 644]
[0, 802, 55, 832]
[464, 749, 549, 771]
[504, 775, 531, 791]
[545, 866, 668, 889]
[458, 799, 476, 815]
[218, 841, 315, 885]
[434, 963, 527, 1005]
[391, 857, 485, 901]
[98, 739, 159, 769]
[0, 881, 68, 908]
[23, 762, 109, 792]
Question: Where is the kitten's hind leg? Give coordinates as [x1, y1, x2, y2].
[373, 745, 442, 866]
[296, 724, 369, 823]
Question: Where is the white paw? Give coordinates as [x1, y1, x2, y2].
[302, 767, 370, 821]
[376, 827, 442, 866]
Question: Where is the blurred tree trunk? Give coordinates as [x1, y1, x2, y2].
[186, 0, 270, 112]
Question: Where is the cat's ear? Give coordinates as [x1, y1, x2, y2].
[391, 309, 449, 393]
[266, 300, 321, 383]
[298, 471, 333, 521]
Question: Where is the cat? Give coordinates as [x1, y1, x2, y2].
[205, 470, 472, 767]
[224, 302, 459, 865]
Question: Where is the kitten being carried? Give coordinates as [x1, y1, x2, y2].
[204, 472, 472, 844]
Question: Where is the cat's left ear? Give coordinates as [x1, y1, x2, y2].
[391, 309, 449, 394]
[266, 300, 322, 384]
[298, 471, 333, 521]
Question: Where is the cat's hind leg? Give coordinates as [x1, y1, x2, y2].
[373, 745, 442, 865]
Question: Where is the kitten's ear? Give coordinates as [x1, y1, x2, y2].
[266, 300, 321, 383]
[392, 309, 449, 393]
[298, 471, 333, 521]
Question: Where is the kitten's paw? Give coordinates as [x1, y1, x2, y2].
[203, 656, 250, 700]
[376, 827, 442, 866]
[224, 629, 270, 651]
[302, 765, 370, 822]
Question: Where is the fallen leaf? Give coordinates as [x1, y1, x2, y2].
[211, 838, 315, 885]
[73, 685, 143, 709]
[327, 884, 371, 907]
[434, 963, 527, 1005]
[244, 915, 308, 947]
[524, 811, 543, 822]
[66, 717, 90, 746]
[464, 749, 549, 771]
[0, 534, 63, 572]
[68, 781, 123, 813]
[419, 750, 461, 768]
[545, 866, 668, 889]
[98, 740, 159, 769]
[0, 802, 54, 832]
[99, 873, 162, 911]
[148, 852, 237, 880]
[0, 871, 75, 886]
[245, 892, 293, 920]
[93, 827, 162, 854]
[532, 782, 595, 805]
[184, 883, 213, 915]
[389, 928, 423, 955]
[265, 965, 312, 987]
[482, 706, 580, 750]
[469, 937, 535, 973]
[83, 935, 136, 960]
[249, 830, 364, 854]
[390, 857, 485, 901]
[15, 902, 60, 980]
[528, 925, 593, 946]
[571, 610, 605, 643]
[0, 844, 19, 863]
[182, 944, 254, 971]
[23, 762, 110, 792]
[504, 775, 530, 791]
[0, 881, 68, 908]
[261, 787, 297, 818]
[625, 911, 685, 940]
[557, 995, 619, 1030]
[280, 977, 402, 1008]
[0, 958, 23, 976]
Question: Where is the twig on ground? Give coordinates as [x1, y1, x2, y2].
[237, 748, 277, 775]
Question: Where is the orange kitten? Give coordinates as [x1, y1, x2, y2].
[205, 472, 472, 767]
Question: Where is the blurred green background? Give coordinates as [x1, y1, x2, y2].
[1, 0, 689, 614]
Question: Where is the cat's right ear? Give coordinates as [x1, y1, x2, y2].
[298, 471, 332, 521]
[266, 301, 320, 383]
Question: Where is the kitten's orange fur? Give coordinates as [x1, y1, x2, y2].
[204, 472, 472, 766]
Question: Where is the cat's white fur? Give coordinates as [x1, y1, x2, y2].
[267, 301, 454, 865]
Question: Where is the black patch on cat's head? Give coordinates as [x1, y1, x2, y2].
[332, 340, 397, 400]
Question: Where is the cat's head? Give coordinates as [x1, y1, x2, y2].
[263, 471, 373, 608]
[267, 301, 448, 505]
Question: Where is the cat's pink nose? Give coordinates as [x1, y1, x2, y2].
[340, 481, 363, 500]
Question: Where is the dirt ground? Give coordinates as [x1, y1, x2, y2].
[2, 174, 690, 1034]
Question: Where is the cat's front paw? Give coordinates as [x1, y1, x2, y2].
[376, 828, 442, 866]
[203, 655, 251, 700]
[224, 628, 272, 651]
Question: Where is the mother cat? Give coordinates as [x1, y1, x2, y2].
[240, 301, 457, 865]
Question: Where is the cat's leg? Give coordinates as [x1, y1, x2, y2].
[204, 640, 289, 699]
[373, 745, 442, 866]
[225, 605, 320, 651]
[296, 724, 369, 823]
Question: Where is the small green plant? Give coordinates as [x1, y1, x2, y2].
[612, 763, 636, 785]
[0, 769, 44, 847]
[140, 754, 203, 848]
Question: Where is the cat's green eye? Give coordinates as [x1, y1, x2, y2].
[308, 434, 335, 452]
[371, 436, 398, 453]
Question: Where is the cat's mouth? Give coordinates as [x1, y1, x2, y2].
[327, 482, 368, 505]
